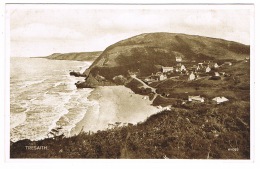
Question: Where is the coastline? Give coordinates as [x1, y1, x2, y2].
[70, 85, 161, 136]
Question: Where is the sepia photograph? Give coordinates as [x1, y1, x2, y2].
[6, 3, 253, 160]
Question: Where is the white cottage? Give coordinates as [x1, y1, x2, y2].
[214, 63, 219, 68]
[176, 56, 182, 62]
[212, 97, 229, 104]
[180, 65, 186, 71]
[162, 66, 173, 73]
[188, 72, 196, 81]
[188, 96, 205, 103]
[159, 74, 167, 81]
[206, 66, 211, 73]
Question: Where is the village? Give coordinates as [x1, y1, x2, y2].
[133, 56, 247, 106]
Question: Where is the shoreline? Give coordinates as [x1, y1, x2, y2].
[70, 85, 162, 136]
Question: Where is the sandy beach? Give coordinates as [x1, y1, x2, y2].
[70, 86, 161, 136]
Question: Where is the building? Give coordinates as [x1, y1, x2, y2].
[180, 65, 186, 71]
[188, 72, 196, 81]
[162, 66, 173, 73]
[219, 72, 226, 76]
[188, 96, 205, 102]
[214, 72, 220, 76]
[196, 65, 200, 71]
[198, 63, 204, 68]
[176, 56, 182, 62]
[159, 74, 167, 81]
[223, 62, 232, 66]
[214, 63, 219, 68]
[212, 97, 229, 104]
[206, 66, 211, 73]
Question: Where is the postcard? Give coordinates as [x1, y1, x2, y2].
[6, 3, 254, 160]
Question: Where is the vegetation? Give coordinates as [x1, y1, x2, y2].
[11, 33, 250, 159]
[10, 101, 250, 159]
[47, 51, 102, 61]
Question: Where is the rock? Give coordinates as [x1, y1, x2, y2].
[69, 71, 85, 77]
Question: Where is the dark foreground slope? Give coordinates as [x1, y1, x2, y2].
[81, 32, 249, 87]
[47, 51, 102, 61]
[11, 101, 249, 159]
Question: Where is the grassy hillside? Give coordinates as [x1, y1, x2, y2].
[47, 51, 102, 61]
[83, 32, 249, 80]
[10, 101, 250, 159]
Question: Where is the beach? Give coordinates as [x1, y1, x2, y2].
[70, 86, 161, 136]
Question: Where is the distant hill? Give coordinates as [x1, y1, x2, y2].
[47, 51, 102, 61]
[81, 32, 250, 87]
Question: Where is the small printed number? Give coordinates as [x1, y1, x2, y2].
[228, 148, 239, 151]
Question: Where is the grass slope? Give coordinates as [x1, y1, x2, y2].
[47, 51, 102, 61]
[10, 102, 250, 159]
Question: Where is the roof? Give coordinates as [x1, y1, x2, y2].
[162, 66, 173, 69]
[188, 96, 204, 102]
[212, 97, 229, 103]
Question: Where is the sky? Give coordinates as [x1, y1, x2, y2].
[7, 4, 253, 57]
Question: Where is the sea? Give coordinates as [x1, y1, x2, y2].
[10, 57, 95, 142]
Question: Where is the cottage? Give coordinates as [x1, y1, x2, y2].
[144, 75, 159, 84]
[188, 72, 196, 81]
[159, 74, 167, 81]
[214, 63, 219, 68]
[224, 62, 232, 66]
[219, 72, 226, 76]
[162, 66, 173, 73]
[214, 72, 220, 76]
[198, 63, 204, 68]
[196, 65, 200, 71]
[188, 96, 205, 103]
[206, 66, 211, 73]
[180, 65, 186, 71]
[176, 56, 182, 62]
[212, 97, 229, 104]
[176, 63, 186, 72]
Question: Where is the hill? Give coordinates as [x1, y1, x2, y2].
[81, 32, 249, 87]
[47, 51, 102, 61]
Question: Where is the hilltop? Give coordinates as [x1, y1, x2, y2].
[80, 32, 249, 87]
[47, 51, 102, 61]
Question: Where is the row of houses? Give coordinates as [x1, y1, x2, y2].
[162, 62, 222, 74]
[188, 96, 229, 104]
[143, 59, 233, 83]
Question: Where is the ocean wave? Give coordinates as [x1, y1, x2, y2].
[19, 79, 46, 89]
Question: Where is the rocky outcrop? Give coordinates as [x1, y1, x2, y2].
[75, 74, 115, 88]
[70, 71, 86, 77]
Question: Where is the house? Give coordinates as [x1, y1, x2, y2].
[212, 97, 229, 104]
[214, 63, 219, 68]
[214, 72, 220, 76]
[206, 66, 211, 73]
[162, 66, 173, 73]
[223, 62, 232, 66]
[219, 72, 226, 76]
[188, 96, 205, 103]
[180, 65, 186, 71]
[198, 63, 204, 68]
[159, 74, 167, 81]
[188, 72, 196, 81]
[144, 75, 159, 84]
[196, 65, 200, 71]
[176, 64, 186, 72]
[176, 56, 182, 62]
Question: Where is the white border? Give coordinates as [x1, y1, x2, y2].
[1, 0, 259, 169]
